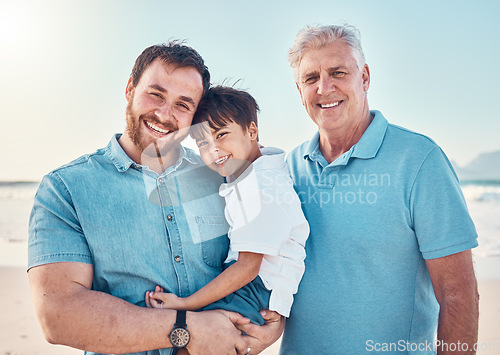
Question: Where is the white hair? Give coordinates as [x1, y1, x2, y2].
[288, 24, 366, 81]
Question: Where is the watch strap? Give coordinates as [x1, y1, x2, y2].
[174, 310, 187, 328]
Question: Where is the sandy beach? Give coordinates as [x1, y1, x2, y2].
[1, 266, 499, 355]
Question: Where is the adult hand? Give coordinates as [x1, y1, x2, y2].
[236, 310, 285, 354]
[186, 310, 249, 355]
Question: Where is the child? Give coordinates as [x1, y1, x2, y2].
[145, 86, 309, 326]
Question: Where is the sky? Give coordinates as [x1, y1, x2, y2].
[1, 0, 499, 181]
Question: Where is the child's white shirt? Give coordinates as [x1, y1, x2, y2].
[219, 147, 309, 317]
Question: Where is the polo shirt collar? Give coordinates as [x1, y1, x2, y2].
[106, 134, 198, 173]
[304, 110, 388, 163]
[351, 110, 388, 159]
[304, 131, 321, 161]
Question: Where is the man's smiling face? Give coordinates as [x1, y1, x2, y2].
[296, 40, 370, 134]
[125, 58, 203, 158]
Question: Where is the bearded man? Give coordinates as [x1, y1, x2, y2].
[28, 42, 282, 355]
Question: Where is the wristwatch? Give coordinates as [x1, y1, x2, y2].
[169, 310, 190, 350]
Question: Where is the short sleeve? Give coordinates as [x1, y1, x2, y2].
[28, 173, 92, 269]
[410, 147, 478, 259]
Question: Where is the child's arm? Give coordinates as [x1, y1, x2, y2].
[148, 251, 263, 310]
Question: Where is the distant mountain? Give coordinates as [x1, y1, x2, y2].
[452, 150, 500, 180]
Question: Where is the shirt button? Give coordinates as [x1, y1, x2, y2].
[167, 214, 173, 221]
[158, 178, 163, 183]
[174, 255, 181, 262]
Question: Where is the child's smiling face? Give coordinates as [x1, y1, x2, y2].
[195, 119, 260, 180]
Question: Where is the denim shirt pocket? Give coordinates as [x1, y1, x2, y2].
[196, 215, 229, 268]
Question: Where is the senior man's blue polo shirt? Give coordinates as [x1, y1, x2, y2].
[281, 111, 478, 354]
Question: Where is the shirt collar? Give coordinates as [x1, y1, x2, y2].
[254, 147, 286, 171]
[303, 110, 388, 163]
[351, 110, 388, 159]
[106, 134, 199, 173]
[304, 131, 321, 161]
[219, 146, 286, 197]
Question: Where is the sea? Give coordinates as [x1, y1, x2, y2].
[1, 180, 499, 277]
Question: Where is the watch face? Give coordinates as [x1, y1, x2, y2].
[169, 327, 190, 348]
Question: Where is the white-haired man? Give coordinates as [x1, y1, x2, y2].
[282, 24, 479, 354]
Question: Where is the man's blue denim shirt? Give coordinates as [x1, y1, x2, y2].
[28, 134, 229, 355]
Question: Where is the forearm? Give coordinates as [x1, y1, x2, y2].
[427, 250, 479, 355]
[436, 288, 479, 354]
[30, 271, 176, 353]
[182, 253, 263, 310]
[30, 261, 249, 355]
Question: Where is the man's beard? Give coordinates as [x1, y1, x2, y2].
[125, 96, 188, 159]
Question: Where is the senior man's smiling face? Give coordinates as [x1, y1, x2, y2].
[296, 40, 370, 135]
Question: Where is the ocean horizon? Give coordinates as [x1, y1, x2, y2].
[1, 179, 499, 276]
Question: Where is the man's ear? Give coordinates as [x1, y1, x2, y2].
[248, 122, 259, 141]
[362, 64, 370, 92]
[125, 77, 134, 102]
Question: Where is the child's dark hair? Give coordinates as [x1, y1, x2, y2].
[191, 85, 259, 140]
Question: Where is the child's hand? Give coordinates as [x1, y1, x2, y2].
[146, 285, 188, 310]
[145, 285, 165, 308]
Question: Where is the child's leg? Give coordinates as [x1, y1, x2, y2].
[202, 275, 271, 325]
